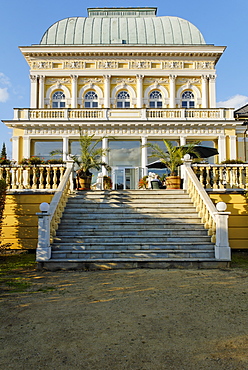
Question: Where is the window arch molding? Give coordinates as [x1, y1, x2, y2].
[78, 84, 103, 107]
[111, 84, 136, 108]
[144, 84, 169, 107]
[176, 85, 201, 107]
[45, 84, 71, 107]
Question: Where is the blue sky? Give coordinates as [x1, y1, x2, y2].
[1, 0, 248, 157]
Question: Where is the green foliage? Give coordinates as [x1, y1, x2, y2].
[76, 131, 110, 177]
[221, 159, 245, 164]
[145, 139, 200, 176]
[1, 143, 7, 159]
[103, 176, 112, 190]
[19, 156, 45, 165]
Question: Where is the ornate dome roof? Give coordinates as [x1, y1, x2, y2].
[40, 8, 206, 46]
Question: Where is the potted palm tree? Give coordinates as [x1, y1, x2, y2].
[145, 139, 199, 189]
[74, 133, 111, 190]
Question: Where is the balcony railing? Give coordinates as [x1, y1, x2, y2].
[13, 108, 235, 122]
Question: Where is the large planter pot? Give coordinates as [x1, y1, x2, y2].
[77, 175, 92, 190]
[166, 176, 181, 189]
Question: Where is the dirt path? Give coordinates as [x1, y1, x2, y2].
[1, 268, 248, 369]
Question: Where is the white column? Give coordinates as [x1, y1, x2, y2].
[169, 75, 176, 108]
[103, 75, 111, 108]
[23, 136, 31, 159]
[141, 136, 148, 176]
[218, 135, 226, 162]
[12, 136, 19, 162]
[136, 74, 144, 108]
[102, 137, 108, 176]
[63, 137, 69, 161]
[209, 75, 216, 108]
[229, 135, 237, 160]
[38, 75, 45, 108]
[180, 136, 186, 146]
[201, 75, 208, 108]
[30, 75, 38, 108]
[71, 75, 78, 108]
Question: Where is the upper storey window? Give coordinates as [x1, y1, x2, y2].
[52, 91, 66, 108]
[182, 91, 195, 108]
[84, 91, 98, 108]
[117, 91, 130, 108]
[149, 90, 162, 108]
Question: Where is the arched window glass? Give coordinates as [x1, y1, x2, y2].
[117, 91, 130, 108]
[84, 91, 98, 108]
[52, 91, 66, 108]
[149, 90, 162, 108]
[182, 91, 195, 108]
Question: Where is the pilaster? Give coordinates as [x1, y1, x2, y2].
[169, 75, 176, 108]
[71, 75, 78, 108]
[229, 135, 237, 160]
[136, 75, 144, 108]
[23, 136, 31, 159]
[103, 75, 111, 108]
[209, 75, 216, 108]
[218, 135, 226, 162]
[38, 75, 45, 109]
[62, 137, 69, 161]
[30, 75, 38, 108]
[12, 136, 19, 162]
[201, 75, 208, 108]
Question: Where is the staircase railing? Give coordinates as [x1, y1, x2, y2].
[192, 163, 248, 190]
[182, 156, 231, 260]
[36, 160, 74, 261]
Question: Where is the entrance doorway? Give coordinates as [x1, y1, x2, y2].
[112, 167, 140, 190]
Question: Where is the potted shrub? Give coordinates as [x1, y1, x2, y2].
[103, 176, 112, 190]
[145, 140, 199, 189]
[138, 176, 148, 189]
[74, 133, 110, 190]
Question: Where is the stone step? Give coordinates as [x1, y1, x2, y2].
[59, 217, 202, 224]
[55, 229, 209, 237]
[51, 249, 215, 260]
[52, 242, 214, 251]
[71, 190, 186, 196]
[53, 235, 212, 243]
[66, 203, 194, 209]
[63, 207, 197, 214]
[57, 223, 204, 230]
[68, 195, 191, 202]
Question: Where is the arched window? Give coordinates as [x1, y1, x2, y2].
[84, 91, 98, 108]
[182, 91, 195, 108]
[149, 90, 162, 108]
[117, 91, 130, 108]
[52, 91, 66, 108]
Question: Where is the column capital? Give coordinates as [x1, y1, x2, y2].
[38, 75, 45, 82]
[209, 74, 216, 81]
[30, 75, 38, 82]
[201, 75, 209, 81]
[103, 74, 111, 80]
[70, 75, 78, 81]
[169, 74, 177, 80]
[136, 74, 144, 80]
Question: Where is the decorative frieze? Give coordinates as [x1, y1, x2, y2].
[78, 77, 103, 84]
[97, 61, 118, 69]
[131, 61, 151, 69]
[32, 61, 53, 69]
[177, 78, 201, 85]
[196, 61, 214, 69]
[163, 61, 183, 69]
[145, 78, 169, 84]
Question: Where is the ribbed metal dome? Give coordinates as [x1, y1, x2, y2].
[40, 15, 206, 46]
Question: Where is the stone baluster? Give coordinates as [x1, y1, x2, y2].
[205, 166, 211, 189]
[52, 167, 58, 189]
[46, 167, 51, 189]
[32, 167, 38, 189]
[212, 166, 218, 189]
[219, 167, 225, 189]
[11, 167, 17, 189]
[18, 167, 24, 190]
[39, 167, 44, 189]
[225, 167, 231, 188]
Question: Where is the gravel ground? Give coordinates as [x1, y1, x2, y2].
[1, 268, 248, 370]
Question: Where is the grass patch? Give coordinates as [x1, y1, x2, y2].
[0, 253, 36, 273]
[231, 251, 248, 269]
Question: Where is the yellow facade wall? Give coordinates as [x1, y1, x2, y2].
[1, 193, 54, 250]
[209, 193, 248, 249]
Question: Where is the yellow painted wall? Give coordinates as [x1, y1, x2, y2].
[1, 193, 54, 250]
[209, 193, 248, 249]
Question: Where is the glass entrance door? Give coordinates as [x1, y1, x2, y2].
[112, 167, 140, 190]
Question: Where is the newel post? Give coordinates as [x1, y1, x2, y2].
[214, 202, 231, 260]
[181, 154, 192, 190]
[36, 202, 51, 261]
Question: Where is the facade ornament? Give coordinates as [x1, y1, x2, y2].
[164, 61, 183, 69]
[46, 78, 70, 85]
[131, 61, 150, 69]
[136, 74, 144, 81]
[70, 75, 78, 82]
[196, 61, 214, 69]
[209, 75, 216, 80]
[79, 78, 102, 84]
[103, 74, 111, 81]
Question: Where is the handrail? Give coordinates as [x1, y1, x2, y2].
[182, 158, 231, 260]
[36, 160, 74, 261]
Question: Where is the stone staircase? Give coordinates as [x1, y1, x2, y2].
[40, 190, 229, 270]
